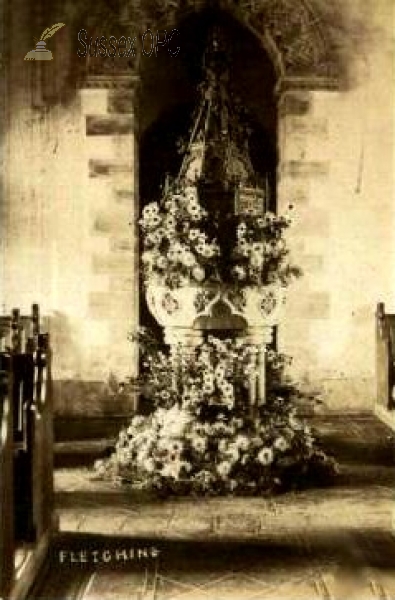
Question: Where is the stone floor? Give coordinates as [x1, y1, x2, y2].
[33, 531, 395, 599]
[29, 413, 395, 599]
[54, 414, 395, 540]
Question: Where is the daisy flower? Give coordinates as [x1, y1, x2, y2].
[257, 447, 274, 466]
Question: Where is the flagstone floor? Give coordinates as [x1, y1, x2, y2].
[30, 413, 395, 599]
[54, 413, 395, 541]
[33, 531, 395, 599]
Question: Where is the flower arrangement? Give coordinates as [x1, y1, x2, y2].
[140, 182, 220, 289]
[140, 177, 301, 290]
[231, 213, 302, 287]
[95, 334, 336, 496]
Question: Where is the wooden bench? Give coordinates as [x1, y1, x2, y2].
[0, 305, 55, 600]
[376, 302, 395, 418]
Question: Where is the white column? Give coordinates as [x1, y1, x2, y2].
[258, 345, 266, 405]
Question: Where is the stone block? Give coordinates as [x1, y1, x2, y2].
[93, 215, 111, 234]
[91, 210, 132, 235]
[114, 189, 134, 206]
[86, 115, 134, 136]
[121, 515, 170, 536]
[215, 514, 260, 535]
[92, 252, 135, 274]
[80, 88, 109, 115]
[110, 237, 135, 253]
[281, 160, 330, 178]
[110, 275, 136, 292]
[88, 159, 133, 178]
[279, 92, 311, 116]
[58, 510, 85, 532]
[107, 90, 135, 114]
[168, 515, 214, 536]
[286, 116, 328, 137]
[79, 514, 127, 534]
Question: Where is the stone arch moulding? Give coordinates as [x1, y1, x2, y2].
[81, 0, 340, 90]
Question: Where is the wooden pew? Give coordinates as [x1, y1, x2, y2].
[376, 302, 395, 412]
[0, 347, 14, 599]
[0, 305, 54, 600]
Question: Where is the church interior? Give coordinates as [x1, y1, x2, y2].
[1, 0, 395, 598]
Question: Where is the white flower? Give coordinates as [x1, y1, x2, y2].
[225, 444, 240, 463]
[160, 405, 192, 438]
[233, 265, 246, 281]
[217, 461, 232, 478]
[165, 214, 176, 229]
[137, 448, 150, 464]
[184, 186, 198, 201]
[156, 256, 168, 269]
[94, 459, 107, 476]
[252, 242, 264, 255]
[187, 201, 201, 219]
[146, 232, 161, 246]
[199, 349, 211, 365]
[235, 435, 250, 451]
[192, 265, 205, 282]
[132, 415, 146, 428]
[189, 228, 201, 240]
[191, 436, 207, 453]
[221, 382, 234, 400]
[274, 436, 289, 452]
[171, 440, 183, 453]
[237, 222, 247, 236]
[117, 448, 132, 466]
[203, 382, 215, 395]
[218, 439, 228, 453]
[257, 447, 274, 466]
[143, 458, 155, 473]
[142, 250, 156, 264]
[142, 203, 159, 218]
[161, 461, 181, 480]
[214, 365, 225, 382]
[182, 251, 196, 267]
[202, 245, 215, 258]
[164, 198, 177, 213]
[229, 479, 238, 491]
[289, 414, 304, 431]
[167, 247, 180, 262]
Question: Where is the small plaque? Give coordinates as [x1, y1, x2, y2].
[235, 185, 265, 216]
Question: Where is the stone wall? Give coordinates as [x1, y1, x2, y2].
[277, 7, 395, 410]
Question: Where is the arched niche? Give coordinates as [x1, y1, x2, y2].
[137, 8, 279, 334]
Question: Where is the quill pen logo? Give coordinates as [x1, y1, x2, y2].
[24, 23, 65, 60]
